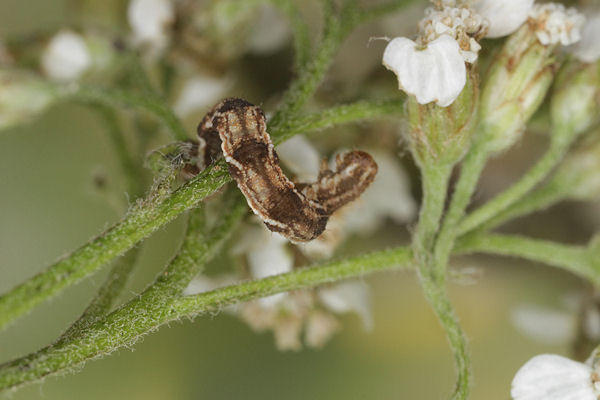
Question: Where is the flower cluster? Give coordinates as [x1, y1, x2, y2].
[529, 3, 585, 46]
[382, 0, 587, 107]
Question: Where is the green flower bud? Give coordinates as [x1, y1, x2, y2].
[0, 70, 57, 131]
[479, 23, 557, 153]
[551, 60, 600, 138]
[407, 66, 479, 168]
[552, 133, 600, 201]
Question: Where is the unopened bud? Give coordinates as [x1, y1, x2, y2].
[0, 70, 57, 131]
[551, 60, 600, 138]
[478, 23, 557, 153]
[407, 66, 479, 168]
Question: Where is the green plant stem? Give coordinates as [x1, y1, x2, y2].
[274, 97, 405, 142]
[419, 277, 470, 400]
[60, 247, 142, 339]
[0, 246, 413, 391]
[413, 164, 452, 267]
[0, 164, 230, 330]
[3, 229, 599, 391]
[468, 177, 571, 234]
[456, 233, 600, 285]
[272, 0, 312, 71]
[61, 105, 148, 337]
[153, 197, 247, 295]
[413, 162, 469, 399]
[457, 134, 574, 236]
[433, 140, 489, 279]
[59, 84, 189, 141]
[94, 105, 143, 196]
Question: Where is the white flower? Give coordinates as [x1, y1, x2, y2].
[276, 135, 321, 182]
[318, 281, 373, 331]
[383, 35, 466, 107]
[233, 222, 293, 308]
[529, 3, 585, 46]
[511, 354, 600, 400]
[571, 14, 600, 63]
[341, 151, 416, 234]
[418, 5, 487, 62]
[128, 0, 174, 48]
[472, 0, 534, 38]
[173, 75, 229, 117]
[41, 31, 92, 82]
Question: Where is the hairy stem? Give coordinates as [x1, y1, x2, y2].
[468, 177, 571, 234]
[0, 247, 412, 391]
[456, 233, 599, 285]
[413, 163, 452, 278]
[433, 140, 489, 279]
[457, 134, 574, 236]
[420, 277, 470, 400]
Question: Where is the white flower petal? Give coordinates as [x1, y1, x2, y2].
[41, 31, 91, 82]
[511, 354, 597, 400]
[276, 135, 321, 182]
[342, 151, 416, 234]
[511, 305, 575, 344]
[318, 281, 373, 330]
[173, 75, 229, 117]
[383, 35, 466, 107]
[128, 0, 174, 45]
[571, 14, 600, 63]
[473, 0, 534, 38]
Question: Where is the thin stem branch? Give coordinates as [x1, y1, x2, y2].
[456, 233, 600, 285]
[273, 97, 405, 142]
[457, 134, 575, 236]
[272, 0, 312, 71]
[60, 246, 142, 339]
[59, 84, 189, 141]
[433, 140, 489, 279]
[413, 163, 452, 276]
[419, 277, 470, 400]
[412, 162, 469, 399]
[0, 247, 412, 391]
[469, 177, 571, 234]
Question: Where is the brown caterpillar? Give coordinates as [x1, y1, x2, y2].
[196, 98, 378, 243]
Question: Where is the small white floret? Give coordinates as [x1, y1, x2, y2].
[41, 31, 91, 81]
[318, 281, 373, 330]
[511, 354, 598, 400]
[529, 3, 585, 46]
[173, 75, 229, 117]
[383, 35, 466, 107]
[472, 0, 534, 38]
[276, 135, 321, 182]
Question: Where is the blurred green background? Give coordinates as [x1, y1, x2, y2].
[0, 0, 596, 399]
